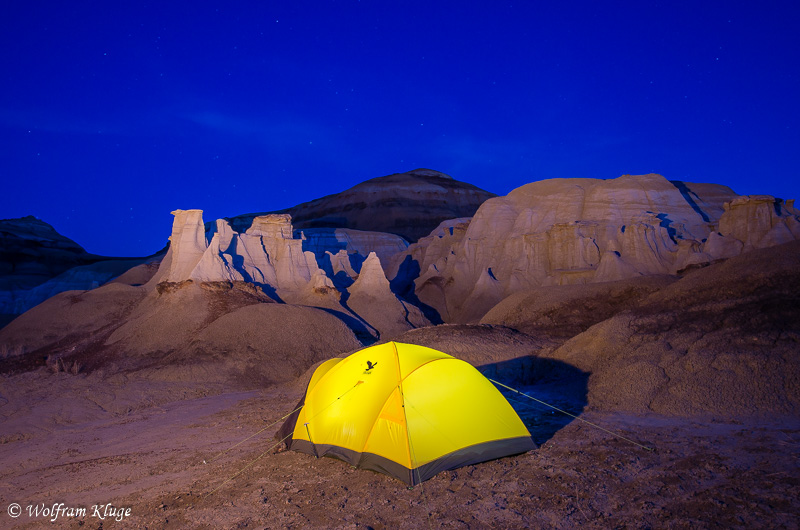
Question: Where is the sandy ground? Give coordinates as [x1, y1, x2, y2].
[1, 371, 798, 529]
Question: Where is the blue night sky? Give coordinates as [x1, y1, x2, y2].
[1, 2, 798, 256]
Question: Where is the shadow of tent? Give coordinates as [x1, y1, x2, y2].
[478, 356, 589, 447]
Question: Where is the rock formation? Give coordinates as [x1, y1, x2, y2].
[385, 217, 471, 317]
[325, 249, 358, 279]
[715, 196, 800, 251]
[164, 209, 207, 282]
[539, 239, 800, 417]
[153, 210, 430, 339]
[345, 252, 429, 338]
[158, 211, 324, 302]
[301, 227, 409, 265]
[2, 170, 798, 424]
[392, 240, 800, 419]
[391, 174, 800, 323]
[225, 168, 496, 243]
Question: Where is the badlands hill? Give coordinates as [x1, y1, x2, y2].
[390, 173, 800, 323]
[1, 171, 797, 418]
[0, 168, 492, 330]
[0, 208, 428, 385]
[226, 168, 496, 243]
[0, 216, 151, 327]
[375, 240, 800, 420]
[1, 170, 799, 528]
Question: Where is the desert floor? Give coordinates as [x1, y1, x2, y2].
[1, 370, 798, 529]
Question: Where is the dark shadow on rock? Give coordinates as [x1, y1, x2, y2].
[255, 283, 284, 303]
[332, 271, 355, 291]
[318, 251, 333, 275]
[229, 250, 250, 281]
[389, 255, 443, 325]
[349, 253, 365, 274]
[218, 248, 285, 303]
[773, 198, 783, 216]
[331, 289, 381, 342]
[390, 255, 418, 297]
[670, 180, 711, 222]
[656, 213, 678, 243]
[479, 356, 589, 447]
[315, 307, 378, 346]
[301, 229, 347, 257]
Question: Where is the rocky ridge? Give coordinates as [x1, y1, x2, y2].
[390, 174, 800, 322]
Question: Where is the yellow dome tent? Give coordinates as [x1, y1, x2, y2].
[278, 341, 535, 485]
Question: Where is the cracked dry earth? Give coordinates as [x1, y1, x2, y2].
[1, 373, 798, 529]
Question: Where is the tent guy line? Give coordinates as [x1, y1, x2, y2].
[487, 378, 655, 452]
[207, 342, 655, 499]
[205, 380, 366, 497]
[204, 431, 295, 498]
[204, 348, 651, 499]
[203, 404, 305, 466]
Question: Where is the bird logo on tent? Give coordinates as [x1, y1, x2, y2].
[365, 360, 378, 372]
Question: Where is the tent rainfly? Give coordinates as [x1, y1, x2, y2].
[277, 341, 535, 485]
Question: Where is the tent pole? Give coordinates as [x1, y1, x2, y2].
[304, 423, 319, 458]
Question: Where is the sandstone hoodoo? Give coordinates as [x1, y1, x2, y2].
[346, 252, 429, 338]
[161, 210, 326, 298]
[152, 209, 431, 339]
[392, 174, 800, 323]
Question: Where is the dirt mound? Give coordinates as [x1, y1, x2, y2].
[480, 275, 676, 342]
[161, 303, 363, 387]
[388, 324, 548, 367]
[0, 282, 146, 357]
[0, 281, 363, 388]
[544, 240, 800, 417]
[109, 259, 162, 286]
